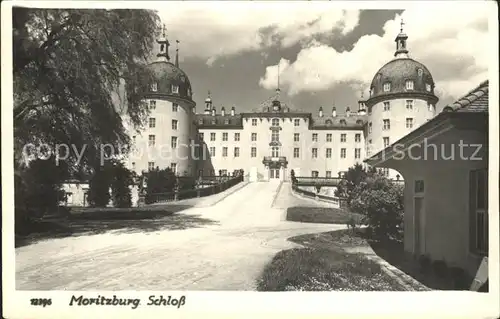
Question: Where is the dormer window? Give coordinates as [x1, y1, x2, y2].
[224, 119, 229, 125]
[356, 120, 363, 125]
[426, 83, 432, 92]
[406, 80, 414, 90]
[370, 87, 374, 96]
[418, 68, 423, 76]
[383, 83, 391, 92]
[187, 87, 192, 97]
[325, 119, 333, 126]
[151, 83, 158, 92]
[211, 119, 216, 125]
[171, 85, 179, 94]
[340, 119, 346, 125]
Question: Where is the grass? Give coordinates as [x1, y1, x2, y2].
[256, 246, 403, 291]
[286, 206, 364, 225]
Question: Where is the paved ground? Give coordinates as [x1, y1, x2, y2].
[16, 181, 343, 290]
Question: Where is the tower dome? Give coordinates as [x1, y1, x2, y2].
[147, 25, 194, 106]
[367, 20, 438, 106]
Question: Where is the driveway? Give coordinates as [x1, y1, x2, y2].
[16, 181, 343, 290]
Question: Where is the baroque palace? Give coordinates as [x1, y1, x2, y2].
[125, 22, 439, 182]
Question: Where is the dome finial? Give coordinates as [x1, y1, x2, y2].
[400, 18, 405, 33]
[175, 40, 180, 67]
[157, 24, 170, 61]
[394, 18, 409, 58]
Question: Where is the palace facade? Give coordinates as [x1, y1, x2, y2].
[125, 22, 439, 182]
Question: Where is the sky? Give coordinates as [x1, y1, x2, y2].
[153, 2, 490, 115]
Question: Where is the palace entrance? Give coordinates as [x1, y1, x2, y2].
[269, 168, 280, 179]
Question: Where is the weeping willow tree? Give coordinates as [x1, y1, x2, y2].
[13, 8, 161, 223]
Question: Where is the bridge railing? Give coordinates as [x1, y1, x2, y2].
[294, 177, 343, 187]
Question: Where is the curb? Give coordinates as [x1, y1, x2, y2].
[201, 181, 250, 207]
[271, 181, 284, 208]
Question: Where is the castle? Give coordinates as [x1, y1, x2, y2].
[125, 21, 439, 182]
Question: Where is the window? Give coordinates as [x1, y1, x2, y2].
[234, 147, 240, 157]
[406, 80, 414, 90]
[341, 134, 346, 142]
[149, 100, 156, 110]
[340, 119, 346, 126]
[294, 119, 300, 126]
[148, 135, 155, 146]
[211, 119, 216, 125]
[383, 119, 391, 130]
[209, 147, 215, 156]
[234, 133, 240, 141]
[293, 148, 300, 158]
[414, 180, 425, 193]
[426, 83, 432, 92]
[252, 119, 258, 126]
[326, 134, 332, 142]
[312, 148, 318, 158]
[355, 148, 361, 159]
[406, 100, 414, 110]
[326, 171, 332, 178]
[148, 162, 155, 171]
[271, 130, 280, 142]
[170, 163, 177, 174]
[383, 137, 390, 148]
[355, 134, 361, 143]
[312, 133, 318, 142]
[251, 133, 257, 141]
[222, 147, 228, 157]
[271, 146, 279, 157]
[251, 147, 257, 158]
[220, 169, 228, 176]
[382, 168, 389, 177]
[418, 68, 423, 76]
[172, 103, 178, 112]
[294, 133, 300, 142]
[149, 118, 156, 128]
[470, 169, 488, 254]
[340, 148, 346, 158]
[171, 136, 178, 148]
[172, 119, 178, 130]
[272, 118, 280, 126]
[383, 82, 391, 92]
[224, 119, 229, 125]
[326, 148, 332, 158]
[311, 171, 319, 178]
[210, 133, 216, 141]
[151, 83, 158, 92]
[199, 133, 204, 140]
[406, 118, 414, 129]
[383, 101, 390, 111]
[369, 122, 372, 133]
[66, 192, 73, 205]
[222, 132, 228, 141]
[171, 85, 179, 94]
[198, 118, 203, 125]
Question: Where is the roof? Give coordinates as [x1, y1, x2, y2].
[365, 79, 489, 166]
[196, 114, 243, 129]
[251, 90, 307, 114]
[147, 61, 194, 104]
[310, 114, 367, 129]
[442, 80, 489, 113]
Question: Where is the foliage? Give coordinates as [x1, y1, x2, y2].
[290, 169, 297, 184]
[110, 161, 134, 208]
[13, 8, 160, 171]
[349, 175, 404, 240]
[334, 164, 378, 206]
[15, 158, 68, 224]
[88, 164, 112, 207]
[144, 167, 176, 204]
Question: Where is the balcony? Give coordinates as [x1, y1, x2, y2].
[262, 156, 288, 166]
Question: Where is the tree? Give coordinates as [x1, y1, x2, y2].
[110, 161, 134, 208]
[88, 164, 112, 207]
[334, 163, 378, 206]
[13, 8, 160, 172]
[349, 175, 404, 240]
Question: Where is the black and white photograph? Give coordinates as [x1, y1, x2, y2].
[2, 1, 499, 318]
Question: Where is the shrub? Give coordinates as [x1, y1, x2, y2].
[88, 165, 112, 207]
[418, 255, 432, 274]
[144, 167, 176, 204]
[350, 175, 404, 240]
[110, 162, 133, 208]
[432, 260, 448, 278]
[334, 163, 379, 206]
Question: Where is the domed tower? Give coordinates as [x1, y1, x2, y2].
[365, 20, 438, 178]
[129, 25, 197, 176]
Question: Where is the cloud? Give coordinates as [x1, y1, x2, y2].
[157, 3, 360, 66]
[259, 3, 490, 99]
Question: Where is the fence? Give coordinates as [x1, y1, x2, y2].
[291, 183, 342, 207]
[141, 174, 244, 205]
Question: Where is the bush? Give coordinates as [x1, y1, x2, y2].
[110, 162, 133, 208]
[432, 260, 448, 278]
[88, 165, 112, 207]
[144, 167, 176, 204]
[350, 175, 404, 240]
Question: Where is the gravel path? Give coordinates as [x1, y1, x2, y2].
[16, 181, 343, 290]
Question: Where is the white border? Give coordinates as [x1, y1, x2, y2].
[2, 1, 499, 318]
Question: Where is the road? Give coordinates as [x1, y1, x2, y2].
[16, 181, 343, 290]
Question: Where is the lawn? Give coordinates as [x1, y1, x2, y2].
[256, 246, 403, 291]
[286, 206, 364, 225]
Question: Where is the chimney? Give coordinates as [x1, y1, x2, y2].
[332, 107, 337, 117]
[211, 107, 216, 116]
[346, 107, 351, 117]
[221, 107, 226, 116]
[319, 106, 323, 117]
[231, 106, 235, 116]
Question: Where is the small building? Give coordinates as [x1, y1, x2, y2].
[365, 80, 489, 277]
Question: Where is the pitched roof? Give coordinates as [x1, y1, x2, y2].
[442, 80, 489, 113]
